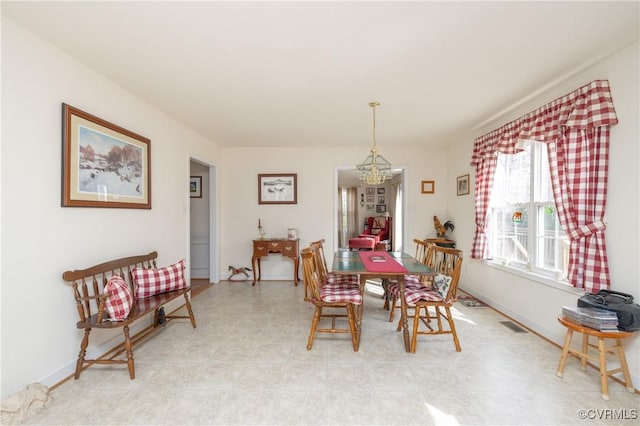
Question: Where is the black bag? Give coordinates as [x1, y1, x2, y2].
[578, 290, 640, 331]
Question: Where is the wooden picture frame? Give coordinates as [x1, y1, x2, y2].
[258, 173, 297, 204]
[376, 204, 387, 213]
[457, 174, 470, 196]
[190, 176, 202, 198]
[62, 103, 151, 208]
[421, 180, 435, 194]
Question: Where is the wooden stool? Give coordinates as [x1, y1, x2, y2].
[556, 315, 635, 400]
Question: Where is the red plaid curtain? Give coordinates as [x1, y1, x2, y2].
[470, 80, 618, 293]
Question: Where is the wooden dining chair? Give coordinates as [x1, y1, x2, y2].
[308, 239, 359, 300]
[301, 248, 363, 351]
[385, 239, 435, 317]
[390, 245, 464, 353]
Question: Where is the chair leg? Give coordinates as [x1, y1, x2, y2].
[74, 328, 91, 379]
[388, 295, 397, 322]
[347, 304, 359, 352]
[307, 306, 322, 350]
[410, 305, 422, 353]
[445, 306, 461, 352]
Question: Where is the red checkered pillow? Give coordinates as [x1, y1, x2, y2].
[103, 275, 133, 321]
[132, 259, 187, 299]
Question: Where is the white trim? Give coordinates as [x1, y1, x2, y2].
[483, 259, 584, 295]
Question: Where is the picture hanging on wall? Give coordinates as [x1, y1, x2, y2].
[190, 176, 202, 198]
[457, 174, 470, 196]
[421, 180, 435, 194]
[62, 103, 151, 209]
[258, 173, 297, 204]
[376, 204, 386, 213]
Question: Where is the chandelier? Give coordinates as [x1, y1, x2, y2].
[356, 101, 392, 185]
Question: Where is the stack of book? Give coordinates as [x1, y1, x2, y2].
[562, 306, 619, 332]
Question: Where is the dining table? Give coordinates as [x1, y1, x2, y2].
[331, 250, 435, 352]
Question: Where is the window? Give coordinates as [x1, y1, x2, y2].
[487, 141, 569, 281]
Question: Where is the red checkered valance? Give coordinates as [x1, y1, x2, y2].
[471, 80, 618, 165]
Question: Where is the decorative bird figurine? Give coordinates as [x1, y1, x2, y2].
[433, 216, 454, 238]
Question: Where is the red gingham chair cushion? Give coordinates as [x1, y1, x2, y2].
[103, 275, 133, 321]
[327, 273, 359, 286]
[320, 282, 363, 305]
[132, 259, 187, 299]
[387, 274, 424, 290]
[387, 281, 442, 305]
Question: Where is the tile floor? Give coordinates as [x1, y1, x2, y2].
[22, 281, 639, 425]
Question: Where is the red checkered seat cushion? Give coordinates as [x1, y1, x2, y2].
[320, 282, 363, 305]
[132, 259, 188, 299]
[327, 273, 359, 286]
[103, 275, 133, 321]
[387, 281, 442, 305]
[387, 274, 424, 289]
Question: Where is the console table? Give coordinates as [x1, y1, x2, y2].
[251, 238, 299, 286]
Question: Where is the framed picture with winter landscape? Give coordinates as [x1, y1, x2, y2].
[62, 104, 151, 208]
[258, 173, 297, 204]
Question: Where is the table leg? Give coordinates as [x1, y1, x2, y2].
[556, 328, 573, 378]
[293, 257, 299, 286]
[251, 257, 261, 286]
[597, 337, 609, 400]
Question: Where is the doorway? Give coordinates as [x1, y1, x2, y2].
[335, 167, 406, 252]
[189, 159, 219, 283]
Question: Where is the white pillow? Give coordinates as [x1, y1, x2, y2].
[433, 274, 453, 299]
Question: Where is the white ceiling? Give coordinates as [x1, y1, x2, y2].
[2, 1, 639, 150]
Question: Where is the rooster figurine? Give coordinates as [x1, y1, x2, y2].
[433, 216, 454, 238]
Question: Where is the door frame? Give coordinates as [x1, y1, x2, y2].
[188, 156, 220, 283]
[334, 165, 407, 253]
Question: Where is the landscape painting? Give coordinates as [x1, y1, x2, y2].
[258, 173, 297, 204]
[62, 104, 151, 208]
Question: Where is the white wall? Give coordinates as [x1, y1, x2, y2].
[218, 146, 448, 280]
[1, 18, 221, 398]
[447, 41, 640, 385]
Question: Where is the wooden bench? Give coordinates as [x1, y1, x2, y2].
[62, 251, 196, 380]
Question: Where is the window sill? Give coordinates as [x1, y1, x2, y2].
[483, 260, 584, 296]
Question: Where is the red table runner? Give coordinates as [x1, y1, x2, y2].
[358, 251, 408, 273]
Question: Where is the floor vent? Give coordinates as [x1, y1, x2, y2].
[500, 321, 528, 333]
